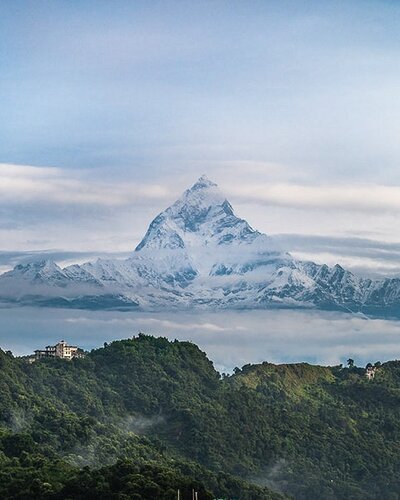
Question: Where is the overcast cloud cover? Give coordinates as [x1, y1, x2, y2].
[1, 1, 400, 361]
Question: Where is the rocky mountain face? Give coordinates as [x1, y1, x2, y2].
[1, 175, 400, 317]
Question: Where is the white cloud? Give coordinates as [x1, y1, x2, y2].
[291, 251, 400, 278]
[64, 315, 245, 333]
[4, 162, 400, 215]
[226, 182, 400, 213]
[0, 163, 170, 207]
[3, 308, 400, 370]
[1, 163, 400, 278]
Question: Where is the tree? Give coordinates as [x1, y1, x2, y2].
[347, 358, 354, 368]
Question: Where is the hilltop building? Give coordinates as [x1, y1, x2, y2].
[31, 340, 85, 362]
[365, 365, 377, 380]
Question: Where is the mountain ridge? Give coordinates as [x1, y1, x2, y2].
[1, 175, 400, 317]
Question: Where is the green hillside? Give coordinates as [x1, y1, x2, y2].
[0, 334, 399, 499]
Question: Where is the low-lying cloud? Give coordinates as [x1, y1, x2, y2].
[2, 308, 400, 373]
[275, 234, 400, 278]
[2, 232, 399, 279]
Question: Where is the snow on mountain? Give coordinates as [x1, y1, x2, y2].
[0, 258, 137, 309]
[0, 175, 400, 317]
[0, 260, 74, 289]
[135, 174, 290, 279]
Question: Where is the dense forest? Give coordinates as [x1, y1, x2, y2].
[0, 334, 399, 499]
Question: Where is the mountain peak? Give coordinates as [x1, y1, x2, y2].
[135, 176, 233, 251]
[14, 259, 60, 273]
[3, 259, 70, 287]
[191, 174, 218, 190]
[177, 175, 226, 213]
[135, 175, 261, 256]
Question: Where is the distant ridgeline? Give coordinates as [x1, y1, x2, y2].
[0, 335, 400, 499]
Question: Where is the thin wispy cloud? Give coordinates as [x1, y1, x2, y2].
[275, 234, 400, 276]
[0, 164, 170, 207]
[226, 183, 400, 213]
[65, 315, 240, 333]
[1, 163, 400, 277]
[4, 163, 400, 215]
[2, 308, 400, 370]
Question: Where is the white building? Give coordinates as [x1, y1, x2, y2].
[33, 340, 84, 361]
[365, 365, 377, 380]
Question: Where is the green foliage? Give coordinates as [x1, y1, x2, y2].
[0, 334, 400, 498]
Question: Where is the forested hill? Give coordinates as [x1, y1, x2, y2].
[0, 336, 400, 499]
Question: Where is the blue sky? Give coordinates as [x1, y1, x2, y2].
[1, 0, 400, 276]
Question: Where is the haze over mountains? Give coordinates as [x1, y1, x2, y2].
[1, 175, 400, 318]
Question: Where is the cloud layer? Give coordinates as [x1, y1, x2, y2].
[1, 163, 400, 277]
[3, 163, 400, 214]
[2, 1, 400, 182]
[227, 183, 400, 213]
[2, 308, 400, 372]
[0, 163, 169, 207]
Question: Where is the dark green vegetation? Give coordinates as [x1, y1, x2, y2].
[0, 335, 399, 499]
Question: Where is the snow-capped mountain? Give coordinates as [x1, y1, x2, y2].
[1, 175, 400, 317]
[134, 175, 290, 280]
